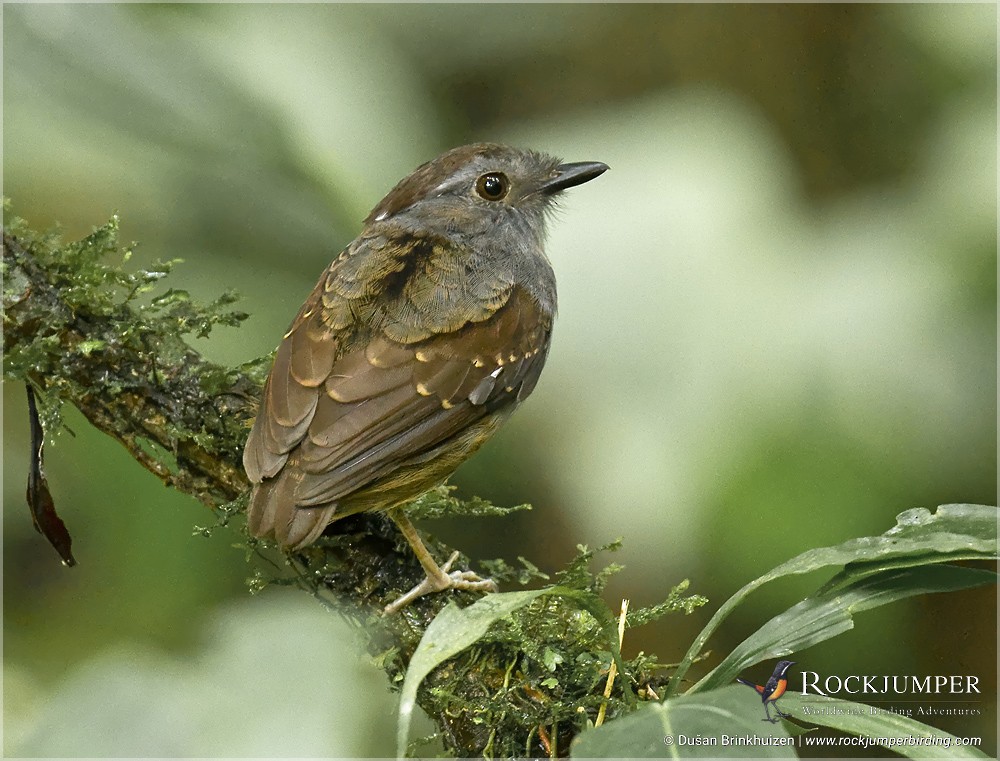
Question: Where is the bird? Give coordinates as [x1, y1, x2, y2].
[242, 143, 608, 613]
[737, 660, 796, 723]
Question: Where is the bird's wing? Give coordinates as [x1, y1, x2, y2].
[762, 675, 781, 700]
[243, 274, 336, 484]
[292, 285, 549, 505]
[243, 230, 551, 546]
[767, 678, 788, 701]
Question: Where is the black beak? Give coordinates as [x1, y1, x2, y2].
[539, 161, 610, 194]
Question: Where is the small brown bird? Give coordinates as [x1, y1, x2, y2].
[243, 143, 607, 612]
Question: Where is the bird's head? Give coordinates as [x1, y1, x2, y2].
[365, 143, 608, 248]
[775, 660, 796, 677]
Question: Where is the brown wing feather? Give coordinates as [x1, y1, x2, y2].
[290, 288, 548, 509]
[244, 230, 552, 549]
[243, 281, 334, 482]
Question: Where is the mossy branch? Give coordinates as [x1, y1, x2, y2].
[3, 222, 252, 505]
[2, 211, 704, 757]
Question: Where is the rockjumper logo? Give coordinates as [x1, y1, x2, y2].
[800, 673, 981, 696]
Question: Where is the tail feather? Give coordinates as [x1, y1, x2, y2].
[736, 678, 765, 695]
[247, 469, 336, 550]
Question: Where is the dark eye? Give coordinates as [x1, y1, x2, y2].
[475, 172, 510, 201]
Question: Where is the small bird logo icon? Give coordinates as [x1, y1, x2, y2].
[737, 660, 795, 723]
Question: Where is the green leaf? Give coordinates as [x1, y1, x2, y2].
[150, 288, 191, 307]
[571, 685, 796, 758]
[396, 586, 624, 758]
[76, 339, 106, 357]
[694, 564, 996, 692]
[779, 693, 990, 759]
[667, 505, 998, 697]
[542, 646, 565, 671]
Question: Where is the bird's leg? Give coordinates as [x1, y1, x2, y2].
[773, 704, 791, 720]
[383, 508, 497, 614]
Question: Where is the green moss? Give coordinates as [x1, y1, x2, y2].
[407, 484, 532, 521]
[402, 542, 708, 758]
[3, 205, 248, 385]
[627, 579, 709, 626]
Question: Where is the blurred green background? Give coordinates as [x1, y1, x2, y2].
[3, 4, 996, 756]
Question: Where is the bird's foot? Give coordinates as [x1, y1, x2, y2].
[384, 551, 498, 614]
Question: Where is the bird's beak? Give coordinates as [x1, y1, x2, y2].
[539, 161, 610, 194]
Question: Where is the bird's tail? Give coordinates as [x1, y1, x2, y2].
[736, 678, 765, 695]
[247, 471, 335, 550]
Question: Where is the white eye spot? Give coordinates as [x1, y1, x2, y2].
[490, 367, 503, 379]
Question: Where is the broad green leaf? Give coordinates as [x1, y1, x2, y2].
[820, 504, 998, 594]
[667, 505, 998, 697]
[818, 549, 996, 596]
[571, 685, 796, 758]
[396, 586, 622, 758]
[779, 693, 990, 759]
[693, 564, 996, 692]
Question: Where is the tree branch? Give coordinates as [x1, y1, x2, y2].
[4, 228, 250, 504]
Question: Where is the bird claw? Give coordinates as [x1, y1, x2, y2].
[438, 551, 498, 592]
[444, 570, 499, 593]
[383, 551, 497, 614]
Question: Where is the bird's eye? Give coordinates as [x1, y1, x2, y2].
[475, 172, 510, 201]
